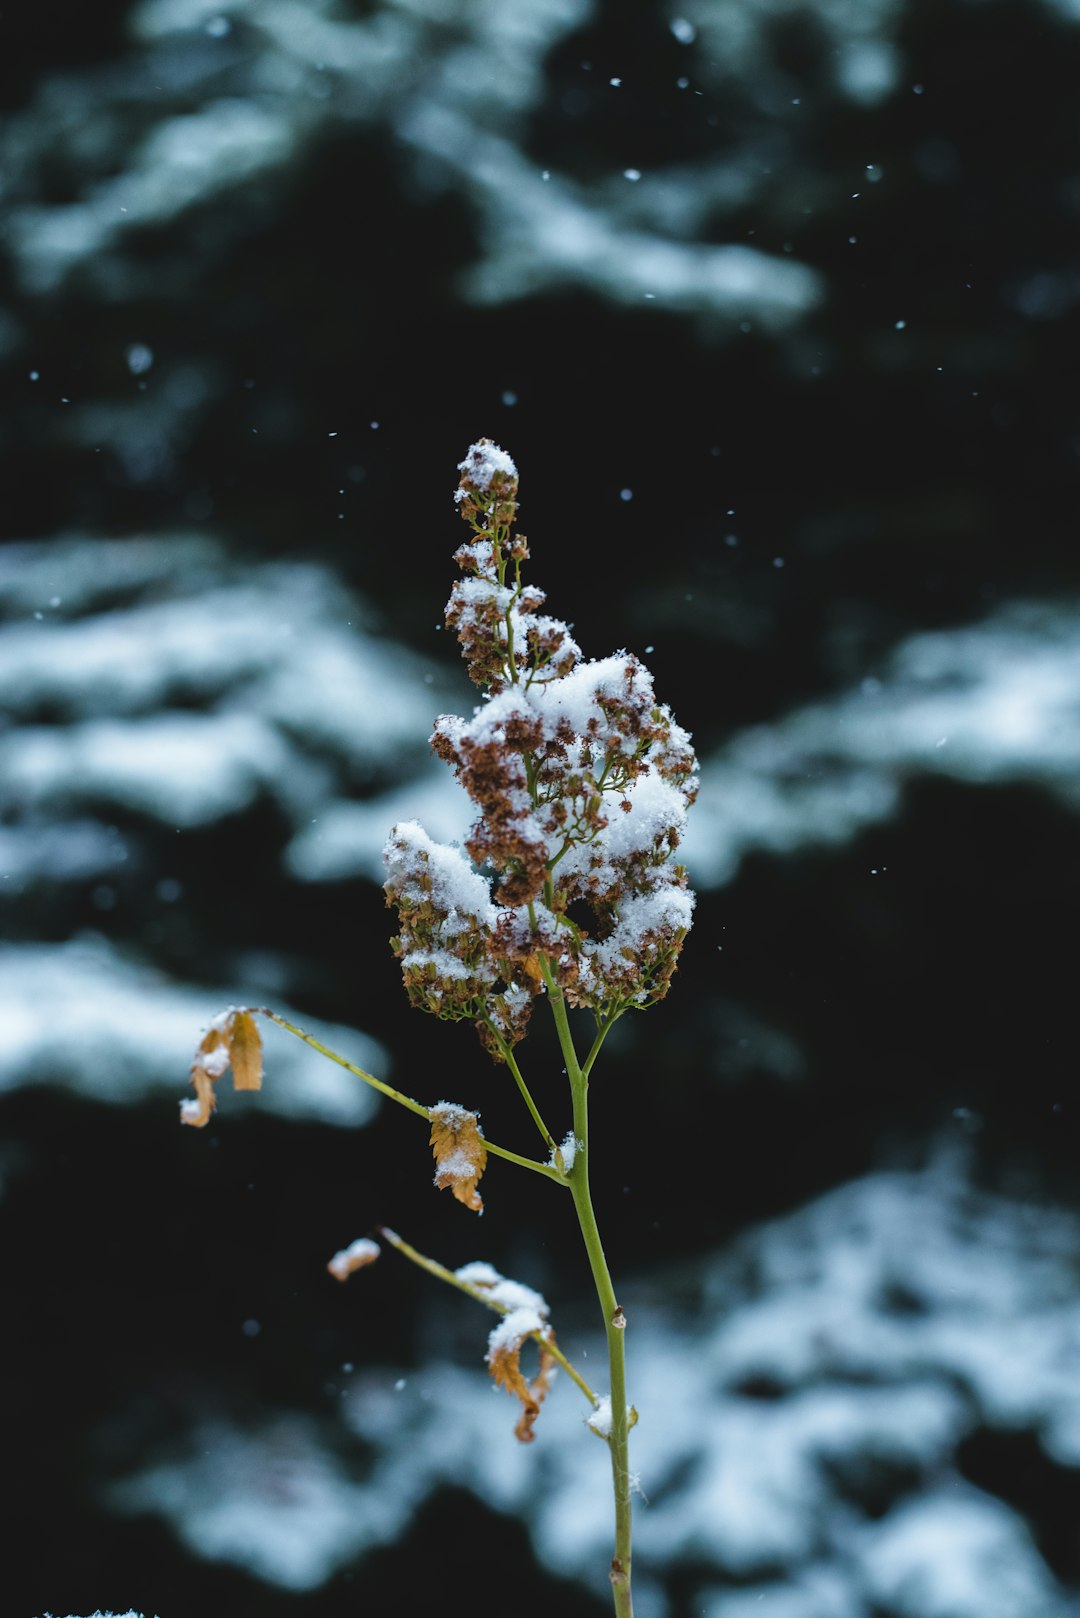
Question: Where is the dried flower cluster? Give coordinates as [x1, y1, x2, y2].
[383, 440, 698, 1060]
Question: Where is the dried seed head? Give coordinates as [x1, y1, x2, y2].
[384, 444, 697, 1055]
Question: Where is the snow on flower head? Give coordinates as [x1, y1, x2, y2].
[454, 438, 519, 527]
[458, 438, 517, 489]
[384, 442, 697, 1058]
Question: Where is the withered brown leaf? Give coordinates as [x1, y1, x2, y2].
[487, 1316, 558, 1442]
[429, 1101, 487, 1212]
[228, 1009, 263, 1091]
[326, 1237, 381, 1281]
[181, 1008, 263, 1127]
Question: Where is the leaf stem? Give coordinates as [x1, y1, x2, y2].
[488, 1023, 558, 1154]
[484, 1138, 567, 1184]
[581, 1010, 623, 1080]
[256, 1009, 568, 1186]
[257, 1008, 430, 1116]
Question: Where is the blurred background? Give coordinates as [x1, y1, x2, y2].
[3, 2, 1080, 1615]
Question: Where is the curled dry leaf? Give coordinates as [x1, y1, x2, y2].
[486, 1309, 558, 1442]
[181, 1008, 263, 1127]
[429, 1101, 487, 1212]
[228, 1009, 263, 1090]
[327, 1237, 381, 1281]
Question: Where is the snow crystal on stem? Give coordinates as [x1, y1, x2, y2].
[587, 1396, 613, 1436]
[455, 1260, 503, 1288]
[552, 1131, 578, 1173]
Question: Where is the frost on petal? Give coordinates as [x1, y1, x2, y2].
[429, 1101, 487, 1212]
[327, 1237, 380, 1282]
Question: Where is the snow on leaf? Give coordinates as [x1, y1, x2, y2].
[429, 1101, 487, 1212]
[486, 1308, 559, 1443]
[327, 1237, 381, 1282]
[181, 1007, 262, 1127]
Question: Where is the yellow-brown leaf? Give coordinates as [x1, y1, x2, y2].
[326, 1237, 381, 1281]
[520, 953, 545, 990]
[181, 1026, 229, 1127]
[181, 1063, 217, 1128]
[487, 1328, 558, 1443]
[227, 1009, 263, 1091]
[182, 1009, 262, 1127]
[429, 1102, 487, 1213]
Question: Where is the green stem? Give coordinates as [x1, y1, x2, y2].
[258, 1009, 431, 1118]
[487, 1024, 558, 1154]
[256, 1009, 568, 1187]
[545, 983, 634, 1618]
[580, 1010, 623, 1080]
[484, 1138, 567, 1184]
[377, 1227, 599, 1406]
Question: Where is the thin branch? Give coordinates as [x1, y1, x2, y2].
[256, 1008, 568, 1186]
[378, 1226, 599, 1408]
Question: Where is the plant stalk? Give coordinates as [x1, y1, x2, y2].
[548, 985, 634, 1618]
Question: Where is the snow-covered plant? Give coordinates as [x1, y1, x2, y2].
[183, 441, 697, 1617]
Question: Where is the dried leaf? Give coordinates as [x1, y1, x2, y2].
[180, 1061, 218, 1128]
[520, 953, 545, 990]
[181, 1008, 262, 1127]
[327, 1237, 381, 1281]
[228, 1009, 263, 1091]
[181, 1026, 228, 1128]
[486, 1309, 558, 1442]
[429, 1101, 487, 1212]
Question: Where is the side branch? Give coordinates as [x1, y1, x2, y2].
[255, 1009, 568, 1187]
[257, 1008, 430, 1117]
[378, 1227, 599, 1407]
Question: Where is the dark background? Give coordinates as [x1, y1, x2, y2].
[2, 1, 1079, 1614]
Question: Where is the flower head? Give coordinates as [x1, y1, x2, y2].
[384, 442, 697, 1055]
